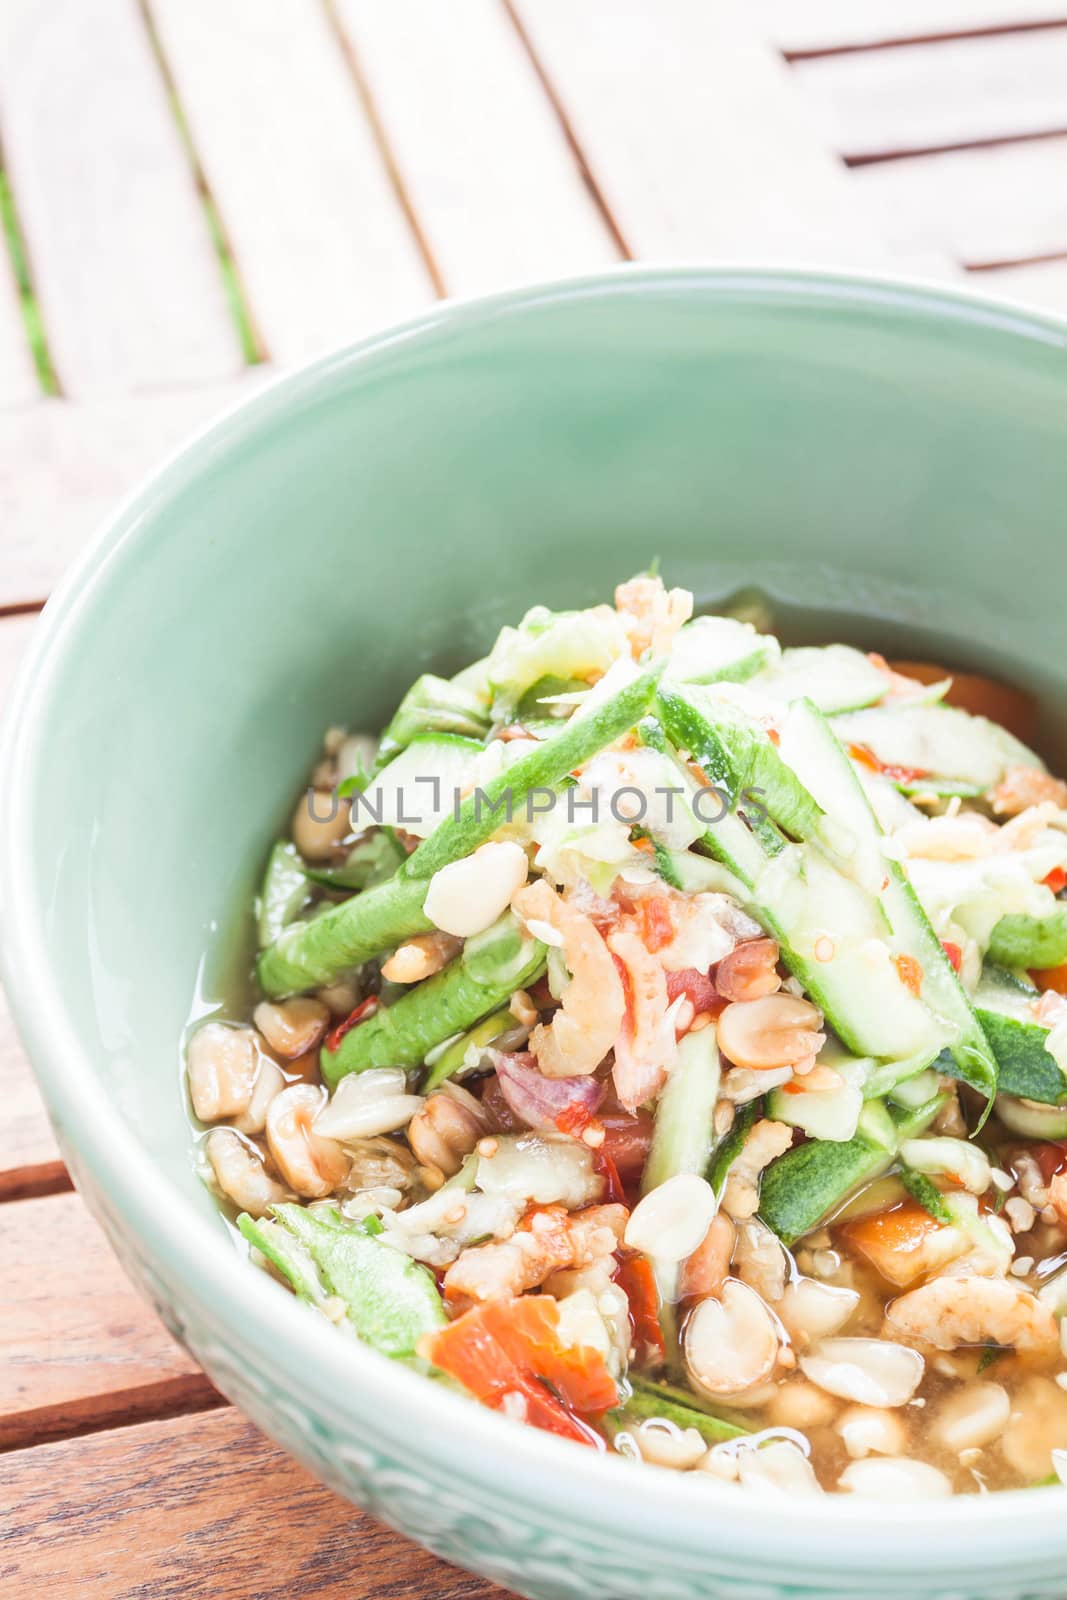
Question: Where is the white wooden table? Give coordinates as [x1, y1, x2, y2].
[2, 4, 1066, 1594]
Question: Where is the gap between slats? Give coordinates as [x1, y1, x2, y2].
[847, 136, 1067, 270]
[0, 1408, 504, 1598]
[332, 0, 621, 293]
[785, 17, 1067, 60]
[0, 1190, 221, 1451]
[0, 0, 245, 398]
[504, 0, 949, 273]
[790, 27, 1067, 166]
[145, 0, 437, 367]
[756, 0, 1067, 54]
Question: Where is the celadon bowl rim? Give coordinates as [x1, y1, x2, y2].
[4, 264, 1067, 1575]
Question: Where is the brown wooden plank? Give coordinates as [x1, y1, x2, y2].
[0, 1405, 505, 1598]
[0, 986, 64, 1202]
[0, 1191, 218, 1448]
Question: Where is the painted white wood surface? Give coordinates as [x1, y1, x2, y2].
[756, 0, 1067, 52]
[792, 29, 1067, 158]
[0, 0, 242, 398]
[147, 0, 435, 365]
[335, 0, 618, 294]
[508, 0, 950, 273]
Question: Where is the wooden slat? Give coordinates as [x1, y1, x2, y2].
[334, 0, 618, 295]
[0, 1407, 504, 1598]
[0, 0, 243, 398]
[0, 376, 265, 608]
[850, 137, 1067, 267]
[506, 0, 951, 274]
[0, 1191, 218, 1447]
[791, 30, 1067, 160]
[756, 0, 1067, 53]
[147, 0, 435, 365]
[0, 972, 63, 1203]
[971, 259, 1067, 315]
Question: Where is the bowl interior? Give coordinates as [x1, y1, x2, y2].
[10, 266, 1067, 1341]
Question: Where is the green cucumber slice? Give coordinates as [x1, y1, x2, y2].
[975, 964, 1067, 1105]
[754, 644, 890, 715]
[666, 615, 779, 687]
[256, 840, 310, 948]
[657, 691, 955, 1069]
[833, 703, 1042, 797]
[767, 1057, 869, 1142]
[997, 1097, 1067, 1138]
[613, 1376, 749, 1445]
[668, 684, 825, 844]
[757, 1126, 891, 1247]
[643, 1027, 722, 1195]
[302, 829, 406, 892]
[779, 699, 997, 1105]
[486, 604, 628, 705]
[376, 674, 490, 769]
[988, 908, 1067, 972]
[357, 733, 483, 838]
[422, 1006, 516, 1092]
[757, 1093, 944, 1245]
[709, 1101, 759, 1199]
[640, 1026, 722, 1370]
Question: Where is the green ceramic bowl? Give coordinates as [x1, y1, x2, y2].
[5, 267, 1067, 1600]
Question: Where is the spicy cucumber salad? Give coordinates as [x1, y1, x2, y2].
[187, 573, 1067, 1497]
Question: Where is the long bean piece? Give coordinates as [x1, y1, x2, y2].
[322, 918, 546, 1083]
[258, 662, 662, 996]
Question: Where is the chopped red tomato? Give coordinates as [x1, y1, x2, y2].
[527, 975, 556, 1010]
[593, 1145, 627, 1205]
[894, 953, 924, 996]
[941, 940, 963, 974]
[839, 1200, 946, 1288]
[640, 896, 675, 953]
[665, 967, 719, 1016]
[323, 995, 378, 1053]
[1045, 867, 1067, 896]
[598, 1109, 654, 1186]
[612, 952, 635, 1034]
[555, 1100, 596, 1139]
[848, 742, 929, 787]
[616, 1255, 666, 1365]
[1025, 1141, 1067, 1187]
[424, 1295, 618, 1439]
[516, 1385, 607, 1445]
[1035, 963, 1067, 997]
